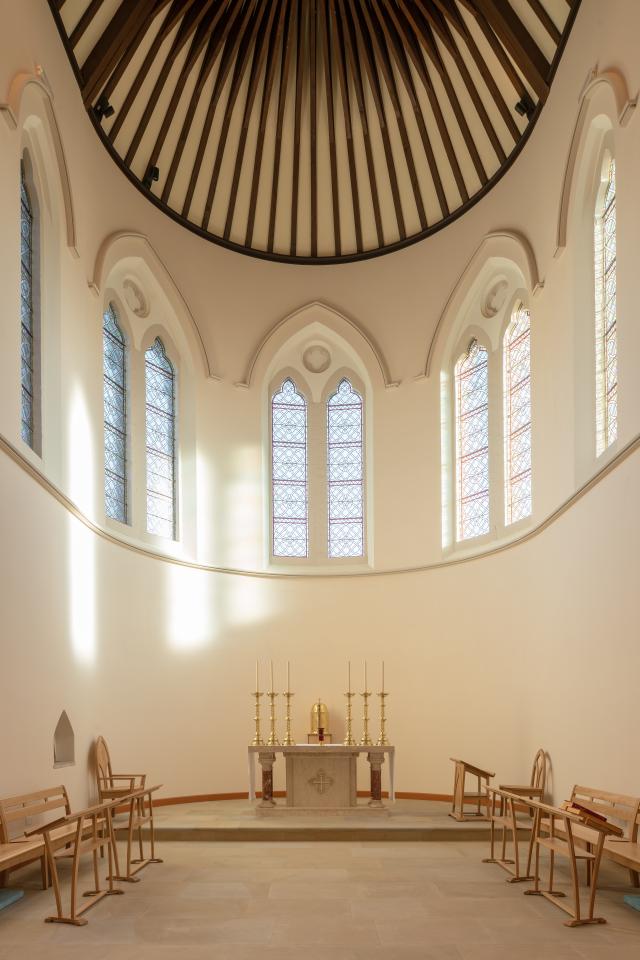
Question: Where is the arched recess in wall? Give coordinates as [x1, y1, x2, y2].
[92, 232, 215, 380]
[53, 710, 74, 767]
[556, 68, 637, 256]
[425, 231, 541, 379]
[237, 301, 395, 390]
[1, 68, 78, 257]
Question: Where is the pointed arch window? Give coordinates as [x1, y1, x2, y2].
[271, 378, 308, 558]
[103, 304, 128, 523]
[145, 338, 176, 539]
[503, 306, 532, 524]
[455, 340, 490, 541]
[20, 161, 37, 448]
[327, 379, 364, 559]
[594, 157, 617, 454]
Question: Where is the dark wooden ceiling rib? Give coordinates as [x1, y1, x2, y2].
[359, 0, 428, 231]
[245, 0, 288, 249]
[50, 0, 579, 263]
[202, 2, 269, 233]
[468, 0, 551, 101]
[290, 0, 306, 256]
[267, 0, 298, 253]
[161, 1, 244, 205]
[319, 0, 341, 255]
[338, 0, 384, 249]
[222, 0, 279, 241]
[81, 0, 164, 104]
[432, 0, 519, 143]
[182, 0, 254, 220]
[330, 0, 363, 253]
[525, 0, 561, 43]
[373, 1, 448, 220]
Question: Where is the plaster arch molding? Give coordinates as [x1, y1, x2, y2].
[556, 67, 637, 255]
[92, 232, 214, 379]
[1, 67, 78, 257]
[238, 301, 396, 392]
[425, 231, 542, 378]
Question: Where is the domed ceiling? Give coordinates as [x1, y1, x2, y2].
[50, 0, 580, 263]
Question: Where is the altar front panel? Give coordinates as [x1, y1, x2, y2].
[285, 751, 357, 808]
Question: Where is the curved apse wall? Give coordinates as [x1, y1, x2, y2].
[0, 0, 639, 805]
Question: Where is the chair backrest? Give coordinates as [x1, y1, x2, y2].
[0, 786, 71, 842]
[95, 736, 114, 793]
[570, 785, 640, 841]
[530, 749, 547, 796]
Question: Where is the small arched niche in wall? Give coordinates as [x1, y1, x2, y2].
[53, 710, 75, 767]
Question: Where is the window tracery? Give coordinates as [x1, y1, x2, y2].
[455, 340, 490, 541]
[145, 337, 176, 538]
[503, 306, 532, 525]
[103, 304, 127, 523]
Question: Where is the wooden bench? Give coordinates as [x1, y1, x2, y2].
[0, 786, 75, 889]
[549, 785, 640, 888]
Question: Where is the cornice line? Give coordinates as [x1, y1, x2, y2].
[1, 429, 637, 580]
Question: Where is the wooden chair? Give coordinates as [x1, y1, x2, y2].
[94, 736, 162, 881]
[522, 792, 623, 927]
[449, 758, 494, 822]
[483, 748, 547, 881]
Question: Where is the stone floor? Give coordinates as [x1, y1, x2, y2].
[1, 837, 639, 959]
[150, 798, 491, 840]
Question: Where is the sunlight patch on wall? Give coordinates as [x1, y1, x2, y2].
[67, 516, 96, 663]
[67, 384, 95, 516]
[224, 446, 263, 568]
[166, 564, 215, 651]
[223, 575, 276, 629]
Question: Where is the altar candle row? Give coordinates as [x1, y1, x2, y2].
[255, 660, 386, 692]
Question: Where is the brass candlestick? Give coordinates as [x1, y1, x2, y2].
[267, 691, 280, 746]
[283, 692, 294, 745]
[360, 690, 372, 746]
[251, 691, 264, 746]
[343, 691, 356, 745]
[377, 691, 389, 746]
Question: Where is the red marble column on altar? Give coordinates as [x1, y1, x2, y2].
[367, 752, 385, 807]
[258, 751, 276, 806]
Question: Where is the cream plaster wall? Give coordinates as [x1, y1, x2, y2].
[0, 0, 638, 806]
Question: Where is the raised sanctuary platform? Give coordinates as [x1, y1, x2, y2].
[148, 798, 493, 842]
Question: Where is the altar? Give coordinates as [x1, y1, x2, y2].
[248, 745, 395, 813]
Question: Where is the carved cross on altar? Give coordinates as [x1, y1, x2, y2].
[308, 769, 334, 795]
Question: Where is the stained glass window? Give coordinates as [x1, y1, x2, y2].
[594, 158, 617, 454]
[504, 306, 532, 525]
[327, 379, 364, 559]
[455, 340, 490, 541]
[145, 338, 176, 538]
[271, 378, 308, 558]
[103, 305, 127, 522]
[20, 162, 35, 448]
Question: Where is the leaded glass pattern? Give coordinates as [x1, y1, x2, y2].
[271, 379, 308, 558]
[145, 338, 176, 539]
[327, 379, 364, 559]
[504, 306, 532, 525]
[455, 340, 490, 541]
[103, 305, 127, 522]
[20, 163, 35, 448]
[594, 158, 617, 454]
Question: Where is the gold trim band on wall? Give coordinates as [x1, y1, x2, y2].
[1, 428, 638, 580]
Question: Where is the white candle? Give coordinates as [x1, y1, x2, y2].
[270, 660, 274, 691]
[364, 660, 367, 691]
[255, 660, 259, 691]
[287, 661, 290, 693]
[382, 660, 385, 693]
[348, 660, 351, 692]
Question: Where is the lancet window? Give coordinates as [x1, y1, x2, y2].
[455, 340, 490, 541]
[103, 304, 128, 523]
[271, 378, 308, 558]
[327, 379, 364, 559]
[594, 157, 617, 454]
[145, 337, 176, 538]
[20, 161, 36, 448]
[503, 306, 532, 524]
